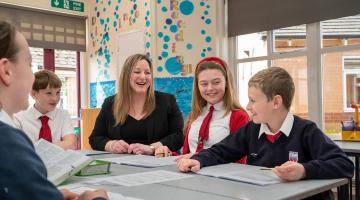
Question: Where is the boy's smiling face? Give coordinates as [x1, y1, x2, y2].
[246, 86, 275, 124]
[31, 85, 61, 114]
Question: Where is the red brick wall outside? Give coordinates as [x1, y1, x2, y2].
[273, 41, 360, 132]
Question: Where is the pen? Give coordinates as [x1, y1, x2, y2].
[260, 167, 273, 170]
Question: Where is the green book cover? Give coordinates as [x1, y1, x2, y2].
[75, 160, 111, 176]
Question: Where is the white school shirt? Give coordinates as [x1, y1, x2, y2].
[13, 105, 74, 143]
[0, 109, 15, 128]
[258, 112, 294, 138]
[188, 101, 231, 153]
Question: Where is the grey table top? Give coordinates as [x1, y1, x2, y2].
[64, 152, 348, 200]
[334, 140, 360, 154]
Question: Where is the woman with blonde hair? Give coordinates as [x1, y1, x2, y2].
[156, 57, 248, 161]
[89, 54, 183, 155]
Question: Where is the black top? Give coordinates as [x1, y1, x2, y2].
[0, 121, 63, 200]
[89, 91, 184, 151]
[192, 115, 354, 200]
[120, 115, 148, 144]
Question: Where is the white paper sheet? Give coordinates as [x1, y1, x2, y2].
[197, 163, 282, 186]
[86, 170, 192, 186]
[60, 184, 141, 200]
[100, 155, 178, 168]
[197, 163, 252, 177]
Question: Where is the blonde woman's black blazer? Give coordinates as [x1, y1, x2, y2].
[89, 91, 184, 151]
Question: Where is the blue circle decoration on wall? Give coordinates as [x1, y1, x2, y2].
[146, 42, 150, 48]
[205, 36, 212, 43]
[170, 25, 178, 33]
[163, 35, 170, 42]
[165, 57, 182, 75]
[205, 19, 212, 24]
[161, 51, 169, 58]
[157, 66, 163, 72]
[161, 7, 168, 12]
[186, 43, 192, 49]
[158, 32, 164, 38]
[179, 1, 194, 15]
[201, 29, 206, 35]
[163, 44, 169, 49]
[165, 18, 172, 25]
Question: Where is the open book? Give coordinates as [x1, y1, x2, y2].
[34, 139, 92, 186]
[197, 163, 282, 186]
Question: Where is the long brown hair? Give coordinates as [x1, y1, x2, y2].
[113, 54, 155, 126]
[189, 57, 245, 124]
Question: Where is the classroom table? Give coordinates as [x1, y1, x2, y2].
[63, 152, 349, 200]
[334, 140, 360, 200]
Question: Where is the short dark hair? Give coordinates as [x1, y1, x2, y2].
[32, 70, 62, 91]
[0, 19, 19, 62]
[248, 67, 295, 110]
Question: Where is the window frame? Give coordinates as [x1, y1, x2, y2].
[232, 19, 360, 130]
[342, 56, 360, 112]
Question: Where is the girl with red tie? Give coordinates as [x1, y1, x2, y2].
[155, 57, 249, 161]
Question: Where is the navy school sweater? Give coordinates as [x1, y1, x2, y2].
[192, 116, 354, 200]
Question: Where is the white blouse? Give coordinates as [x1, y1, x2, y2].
[188, 101, 231, 153]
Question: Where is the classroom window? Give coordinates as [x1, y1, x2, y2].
[235, 14, 360, 131]
[29, 47, 44, 106]
[274, 24, 306, 53]
[321, 15, 360, 48]
[321, 15, 360, 132]
[272, 57, 308, 118]
[343, 56, 360, 110]
[236, 32, 267, 59]
[323, 53, 360, 132]
[54, 50, 78, 118]
[237, 61, 267, 107]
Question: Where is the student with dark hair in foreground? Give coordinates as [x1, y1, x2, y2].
[0, 19, 108, 200]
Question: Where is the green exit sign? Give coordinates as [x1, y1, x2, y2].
[51, 0, 84, 12]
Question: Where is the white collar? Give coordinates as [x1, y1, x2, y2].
[206, 101, 224, 111]
[258, 112, 294, 139]
[0, 109, 16, 128]
[30, 105, 55, 120]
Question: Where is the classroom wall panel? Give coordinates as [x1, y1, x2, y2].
[86, 0, 219, 119]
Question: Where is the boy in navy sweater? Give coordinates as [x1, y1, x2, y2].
[177, 67, 354, 199]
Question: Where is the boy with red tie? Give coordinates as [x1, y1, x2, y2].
[14, 70, 76, 150]
[177, 67, 354, 200]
